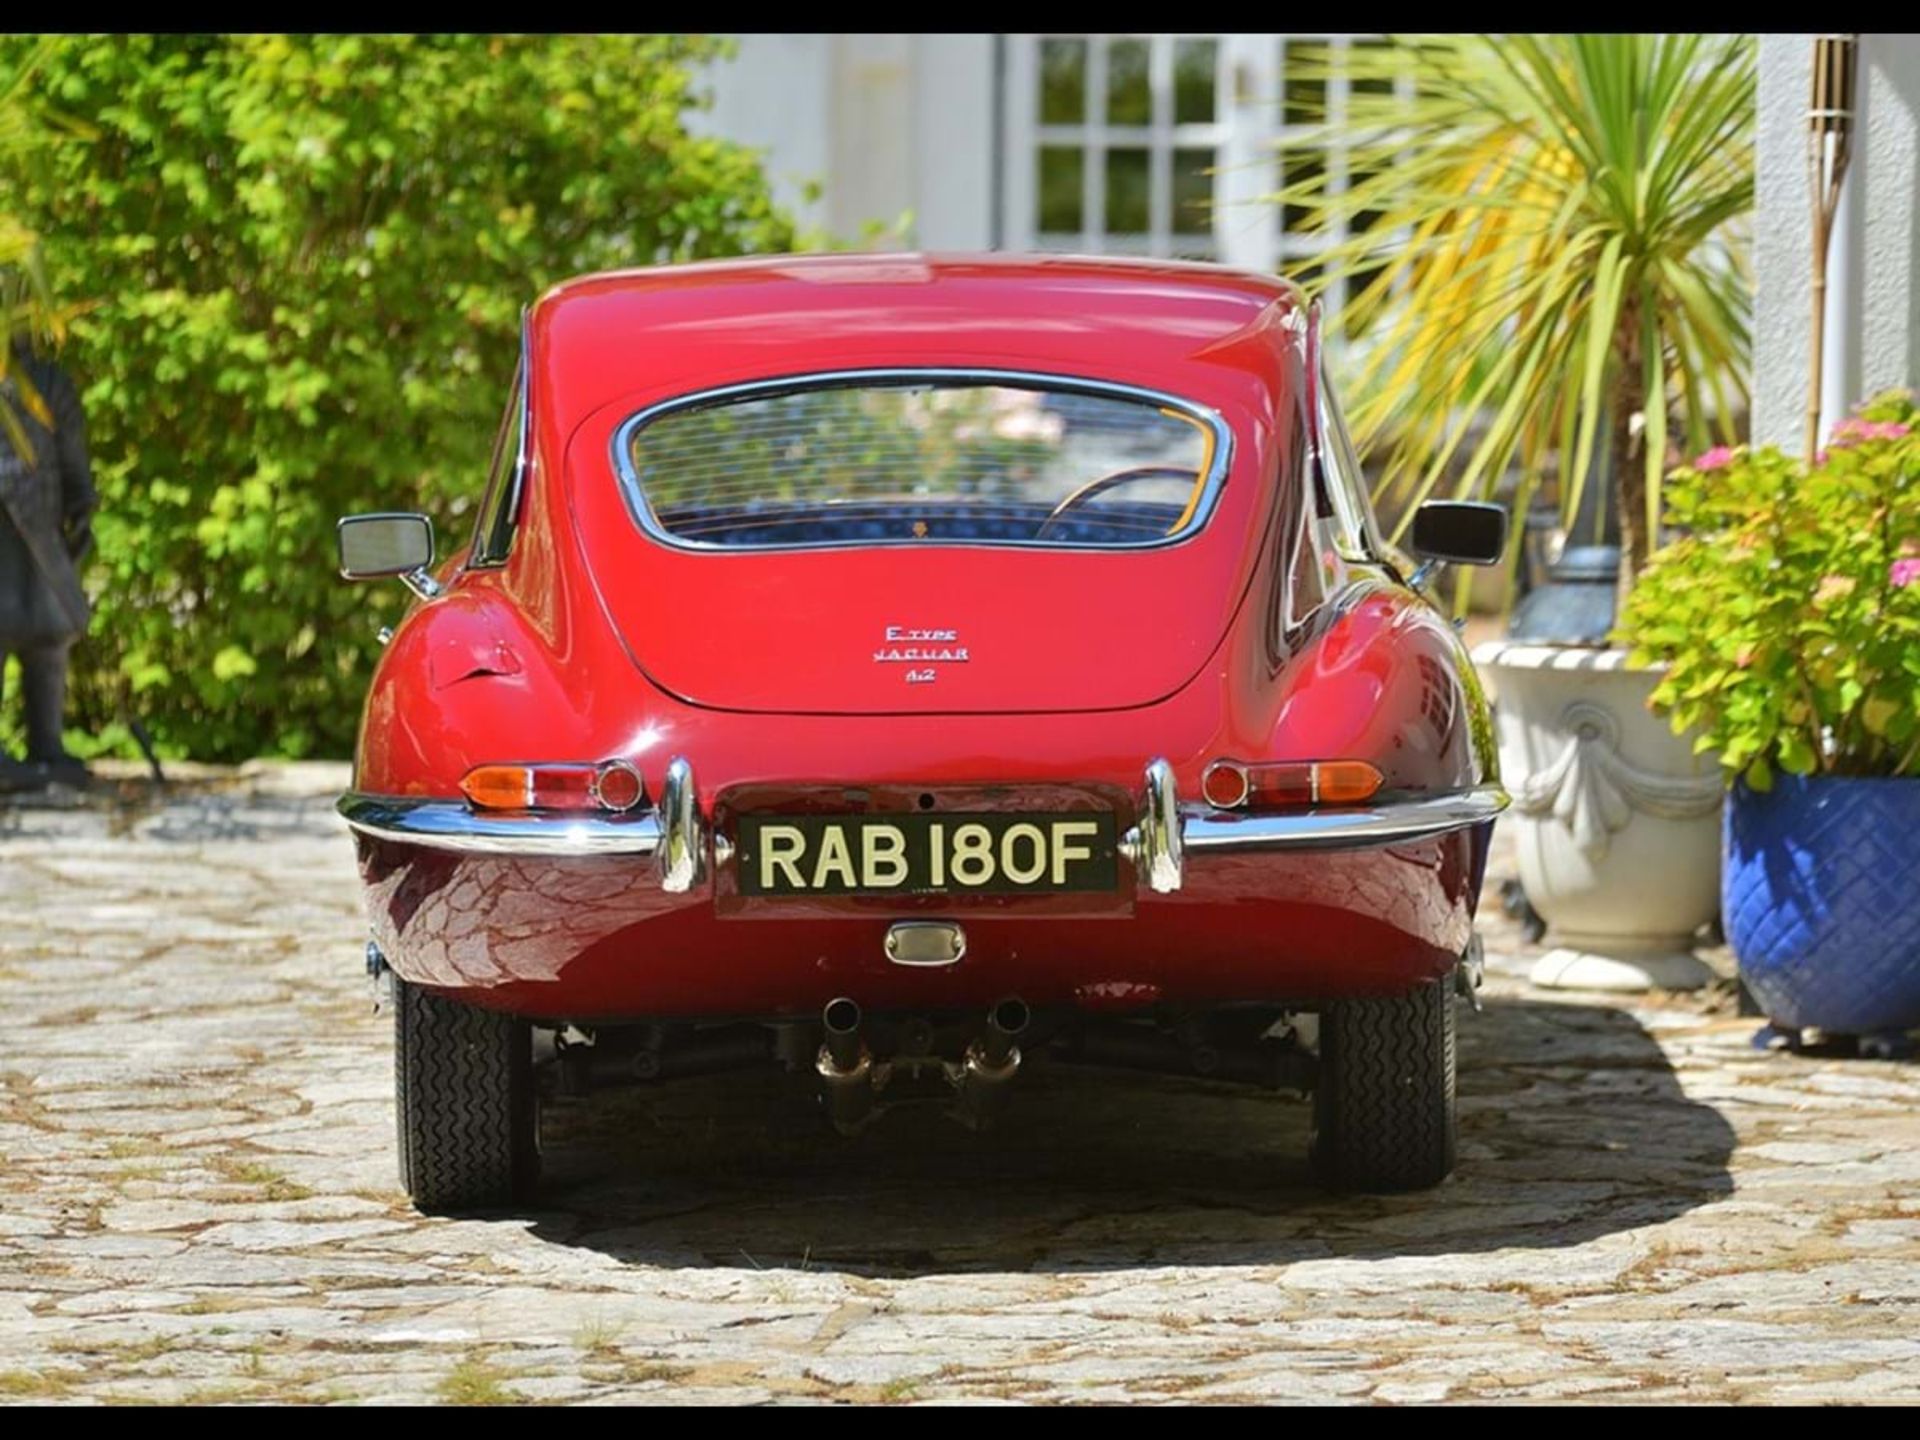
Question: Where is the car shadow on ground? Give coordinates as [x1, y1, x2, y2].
[522, 994, 1735, 1276]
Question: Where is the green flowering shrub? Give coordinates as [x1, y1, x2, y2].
[1618, 389, 1920, 789]
[0, 34, 793, 761]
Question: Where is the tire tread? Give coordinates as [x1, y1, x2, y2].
[394, 980, 535, 1211]
[1314, 978, 1457, 1192]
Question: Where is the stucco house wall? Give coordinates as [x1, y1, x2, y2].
[1754, 33, 1920, 448]
[690, 34, 995, 249]
[695, 33, 1399, 324]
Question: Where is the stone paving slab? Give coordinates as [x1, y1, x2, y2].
[1, 764, 1917, 1404]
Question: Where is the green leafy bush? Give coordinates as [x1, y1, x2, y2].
[1, 39, 89, 455]
[0, 34, 794, 761]
[1619, 390, 1920, 789]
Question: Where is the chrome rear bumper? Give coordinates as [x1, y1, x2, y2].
[338, 756, 1507, 892]
[1111, 756, 1505, 893]
[338, 755, 709, 892]
[338, 793, 665, 857]
[1178, 786, 1507, 854]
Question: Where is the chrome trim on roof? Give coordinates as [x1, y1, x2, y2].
[607, 367, 1234, 556]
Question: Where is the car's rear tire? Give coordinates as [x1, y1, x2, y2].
[1312, 977, 1457, 1193]
[394, 977, 538, 1212]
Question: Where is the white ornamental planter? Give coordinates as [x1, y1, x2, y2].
[1471, 642, 1723, 992]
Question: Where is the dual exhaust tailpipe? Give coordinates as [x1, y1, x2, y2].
[814, 995, 1030, 1135]
[816, 997, 874, 1133]
[952, 995, 1030, 1131]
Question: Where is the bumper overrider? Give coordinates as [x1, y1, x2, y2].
[338, 757, 1508, 895]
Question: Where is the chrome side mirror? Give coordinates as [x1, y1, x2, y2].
[1410, 501, 1507, 567]
[337, 513, 441, 600]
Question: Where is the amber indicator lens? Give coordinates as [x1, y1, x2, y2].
[462, 764, 539, 811]
[1301, 761, 1384, 805]
[1201, 759, 1383, 809]
[462, 762, 642, 813]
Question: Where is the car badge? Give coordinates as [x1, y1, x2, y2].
[874, 625, 968, 683]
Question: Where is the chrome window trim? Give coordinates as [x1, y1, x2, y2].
[468, 312, 534, 571]
[1300, 298, 1379, 567]
[607, 366, 1235, 555]
[1315, 380, 1376, 564]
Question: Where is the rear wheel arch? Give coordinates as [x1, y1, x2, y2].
[354, 588, 593, 794]
[1265, 584, 1492, 794]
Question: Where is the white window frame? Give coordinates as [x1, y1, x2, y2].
[1001, 33, 1412, 342]
[1003, 34, 1234, 262]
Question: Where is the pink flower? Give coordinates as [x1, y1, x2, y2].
[1892, 558, 1920, 589]
[1692, 445, 1736, 471]
[1830, 418, 1912, 448]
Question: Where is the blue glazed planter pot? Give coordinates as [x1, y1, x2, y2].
[1723, 774, 1920, 1034]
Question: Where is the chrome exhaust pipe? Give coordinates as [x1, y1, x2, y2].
[980, 995, 1030, 1068]
[953, 996, 1029, 1130]
[816, 997, 873, 1135]
[821, 996, 864, 1072]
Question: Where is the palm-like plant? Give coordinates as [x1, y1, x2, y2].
[1275, 34, 1754, 599]
[0, 221, 61, 456]
[0, 39, 79, 457]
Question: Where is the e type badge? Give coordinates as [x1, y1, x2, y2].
[873, 625, 969, 684]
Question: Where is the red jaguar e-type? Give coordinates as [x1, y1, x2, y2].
[336, 254, 1507, 1211]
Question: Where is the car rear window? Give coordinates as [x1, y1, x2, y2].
[615, 372, 1228, 550]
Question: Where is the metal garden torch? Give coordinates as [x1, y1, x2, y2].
[1806, 34, 1858, 464]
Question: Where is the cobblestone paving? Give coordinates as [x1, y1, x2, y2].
[2, 763, 1918, 1405]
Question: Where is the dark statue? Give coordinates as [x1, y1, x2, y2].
[0, 343, 96, 789]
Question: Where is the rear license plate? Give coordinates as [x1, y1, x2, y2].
[735, 812, 1120, 897]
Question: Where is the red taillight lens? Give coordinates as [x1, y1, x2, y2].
[1201, 761, 1251, 808]
[591, 760, 644, 812]
[1201, 759, 1383, 810]
[461, 760, 645, 814]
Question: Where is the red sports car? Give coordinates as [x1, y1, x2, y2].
[336, 254, 1507, 1211]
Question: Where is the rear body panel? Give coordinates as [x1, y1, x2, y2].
[354, 829, 1478, 1022]
[575, 391, 1262, 715]
[345, 254, 1500, 1021]
[557, 261, 1294, 718]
